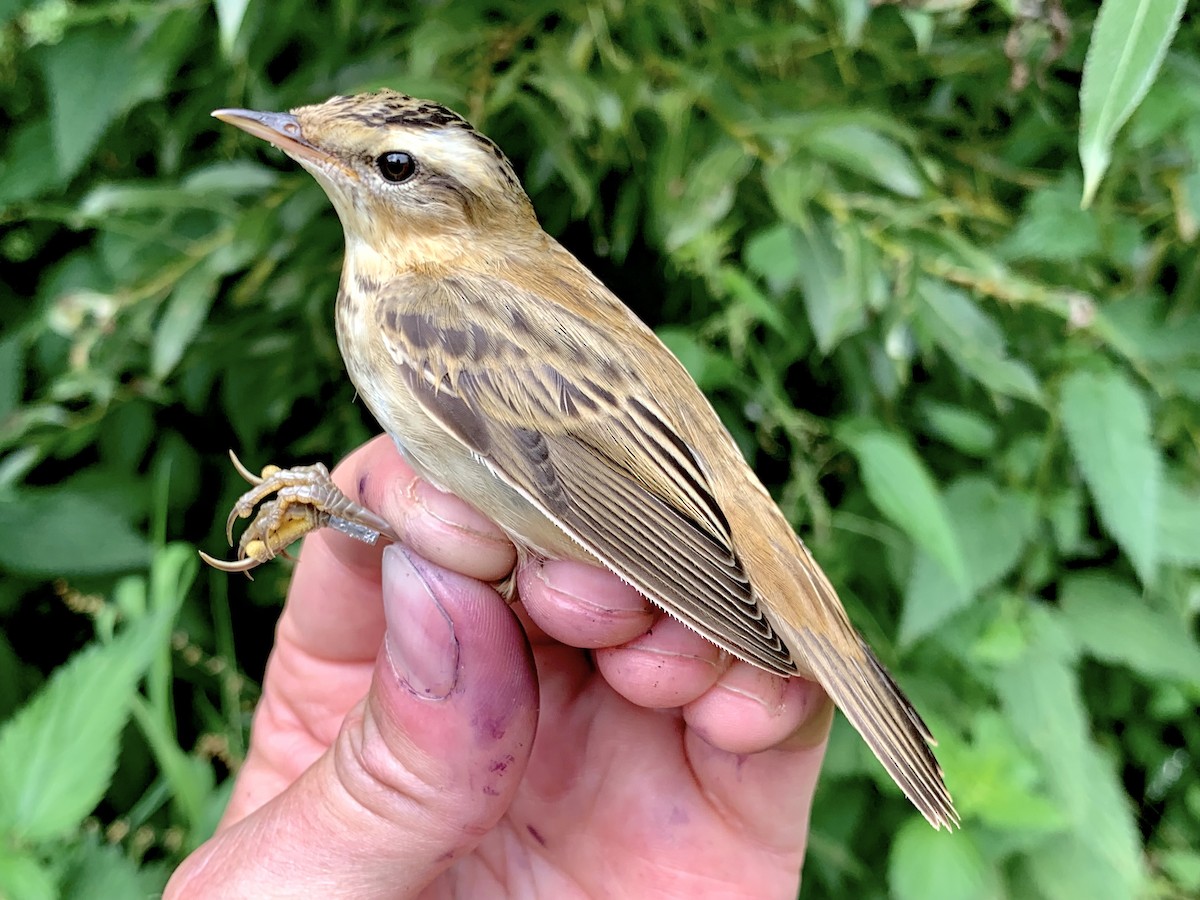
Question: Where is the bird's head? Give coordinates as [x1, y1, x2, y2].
[213, 89, 540, 266]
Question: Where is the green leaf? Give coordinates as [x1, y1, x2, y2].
[0, 0, 30, 28]
[889, 818, 1003, 900]
[761, 159, 823, 223]
[1080, 0, 1187, 206]
[1058, 573, 1200, 685]
[61, 836, 170, 900]
[0, 120, 64, 206]
[839, 423, 969, 592]
[152, 265, 219, 379]
[743, 220, 877, 354]
[1158, 475, 1200, 566]
[214, 0, 251, 58]
[77, 184, 212, 219]
[0, 490, 151, 577]
[1100, 293, 1200, 375]
[1058, 368, 1161, 584]
[0, 333, 22, 424]
[1159, 850, 1200, 894]
[660, 140, 751, 252]
[0, 844, 57, 900]
[37, 22, 182, 181]
[970, 601, 1030, 667]
[995, 607, 1147, 900]
[918, 401, 998, 458]
[1045, 487, 1086, 556]
[182, 160, 281, 196]
[804, 122, 924, 198]
[950, 711, 1067, 834]
[791, 218, 870, 353]
[901, 477, 1037, 646]
[916, 281, 1043, 404]
[718, 266, 794, 341]
[899, 10, 934, 53]
[744, 225, 801, 295]
[831, 0, 871, 47]
[1026, 835, 1144, 900]
[1003, 178, 1103, 263]
[0, 613, 169, 842]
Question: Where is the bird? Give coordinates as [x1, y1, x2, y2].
[206, 89, 958, 831]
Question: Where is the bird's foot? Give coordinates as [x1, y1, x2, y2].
[200, 450, 400, 576]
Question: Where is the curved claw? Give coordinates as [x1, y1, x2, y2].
[208, 455, 389, 578]
[225, 505, 246, 547]
[198, 549, 259, 580]
[228, 449, 264, 486]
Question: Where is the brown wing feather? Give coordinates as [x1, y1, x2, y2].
[377, 261, 957, 829]
[395, 340, 797, 674]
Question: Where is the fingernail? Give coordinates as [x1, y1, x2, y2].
[410, 479, 509, 545]
[382, 545, 460, 700]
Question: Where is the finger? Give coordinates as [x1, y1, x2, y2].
[517, 558, 654, 649]
[333, 435, 516, 583]
[168, 547, 538, 898]
[684, 673, 832, 853]
[594, 616, 728, 708]
[683, 663, 830, 754]
[520, 559, 726, 707]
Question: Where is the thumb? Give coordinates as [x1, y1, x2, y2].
[167, 546, 539, 899]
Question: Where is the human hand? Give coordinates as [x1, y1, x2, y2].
[167, 435, 832, 898]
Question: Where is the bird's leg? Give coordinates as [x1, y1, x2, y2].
[200, 450, 401, 575]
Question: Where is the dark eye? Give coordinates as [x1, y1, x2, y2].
[376, 151, 416, 183]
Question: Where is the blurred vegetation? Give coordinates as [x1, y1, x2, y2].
[2, 0, 1199, 897]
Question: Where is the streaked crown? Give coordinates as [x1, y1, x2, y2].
[294, 90, 522, 191]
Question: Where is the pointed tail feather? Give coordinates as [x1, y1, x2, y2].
[791, 626, 959, 829]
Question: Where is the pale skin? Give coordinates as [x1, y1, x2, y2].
[167, 436, 833, 898]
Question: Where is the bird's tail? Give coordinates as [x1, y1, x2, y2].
[775, 542, 960, 831]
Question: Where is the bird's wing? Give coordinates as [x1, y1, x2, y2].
[376, 267, 958, 830]
[377, 269, 796, 675]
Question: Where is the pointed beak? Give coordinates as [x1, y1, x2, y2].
[211, 108, 354, 178]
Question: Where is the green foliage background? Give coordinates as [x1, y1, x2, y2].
[2, 0, 1199, 897]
